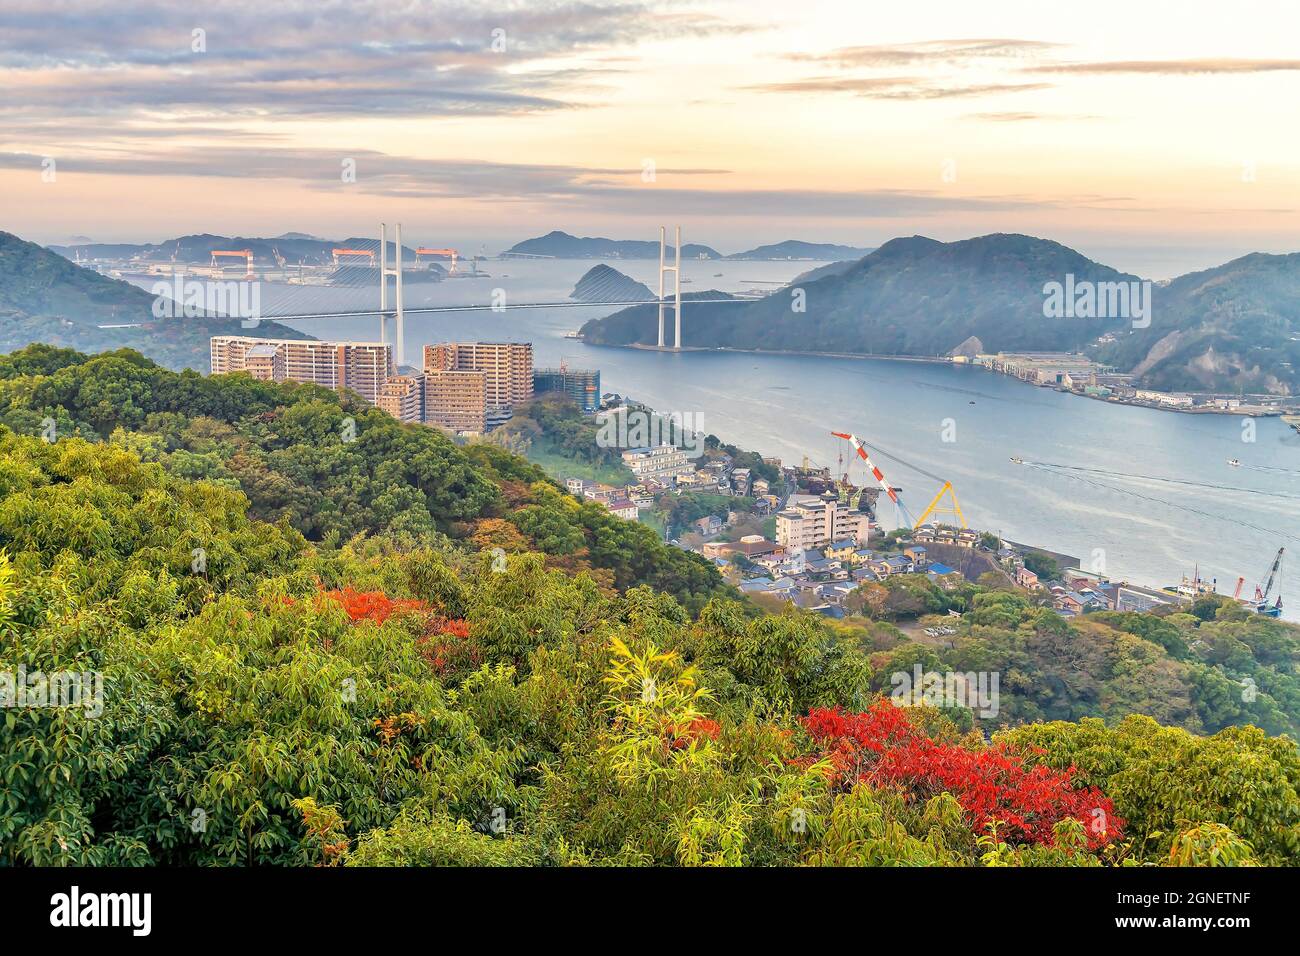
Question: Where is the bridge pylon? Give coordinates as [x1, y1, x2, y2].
[657, 225, 682, 350]
[379, 222, 405, 366]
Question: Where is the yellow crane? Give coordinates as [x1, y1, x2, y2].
[915, 481, 966, 529]
[831, 431, 968, 529]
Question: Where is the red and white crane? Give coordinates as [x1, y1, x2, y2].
[831, 430, 966, 529]
[332, 247, 376, 268]
[416, 247, 459, 274]
[210, 249, 254, 279]
[832, 431, 899, 505]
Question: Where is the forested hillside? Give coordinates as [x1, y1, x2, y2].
[1, 343, 1298, 867]
[580, 235, 1140, 354]
[579, 234, 1300, 394]
[0, 231, 310, 372]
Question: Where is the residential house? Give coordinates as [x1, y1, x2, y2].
[604, 498, 640, 521]
[824, 539, 858, 563]
[1016, 567, 1041, 590]
[582, 483, 620, 503]
[694, 515, 724, 537]
[925, 562, 962, 589]
[874, 555, 915, 577]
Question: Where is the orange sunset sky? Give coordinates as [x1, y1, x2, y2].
[2, 0, 1298, 276]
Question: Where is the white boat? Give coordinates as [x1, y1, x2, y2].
[1228, 458, 1241, 467]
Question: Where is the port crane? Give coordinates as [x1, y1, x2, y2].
[332, 248, 376, 269]
[210, 249, 254, 278]
[416, 247, 459, 274]
[832, 431, 966, 529]
[1251, 547, 1285, 617]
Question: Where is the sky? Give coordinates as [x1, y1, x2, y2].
[2, 0, 1298, 276]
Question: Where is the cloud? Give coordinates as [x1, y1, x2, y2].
[753, 38, 1058, 101]
[964, 111, 1101, 122]
[0, 147, 728, 194]
[0, 145, 1069, 219]
[788, 39, 1062, 68]
[746, 77, 1052, 100]
[0, 0, 744, 126]
[1027, 58, 1300, 75]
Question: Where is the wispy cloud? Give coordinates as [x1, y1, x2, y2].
[788, 38, 1061, 68]
[746, 77, 1052, 100]
[964, 111, 1102, 122]
[0, 145, 1066, 218]
[0, 0, 745, 129]
[1027, 58, 1300, 75]
[754, 37, 1058, 101]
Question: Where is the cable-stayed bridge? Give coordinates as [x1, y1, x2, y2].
[222, 223, 757, 365]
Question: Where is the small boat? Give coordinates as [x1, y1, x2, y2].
[1228, 458, 1241, 467]
[968, 400, 976, 405]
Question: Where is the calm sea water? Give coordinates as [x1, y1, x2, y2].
[186, 257, 1300, 620]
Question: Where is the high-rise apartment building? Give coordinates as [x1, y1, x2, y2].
[210, 336, 392, 404]
[377, 374, 425, 424]
[424, 342, 533, 427]
[242, 343, 284, 382]
[424, 369, 488, 434]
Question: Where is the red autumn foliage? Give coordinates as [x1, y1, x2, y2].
[801, 704, 1121, 849]
[416, 617, 480, 677]
[320, 587, 427, 625]
[668, 717, 722, 750]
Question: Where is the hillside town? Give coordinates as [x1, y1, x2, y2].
[561, 438, 1226, 622]
[204, 333, 1282, 623]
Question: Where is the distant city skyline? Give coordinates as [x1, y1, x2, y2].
[3, 0, 1299, 276]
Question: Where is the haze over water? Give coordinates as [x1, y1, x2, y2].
[238, 257, 1300, 620]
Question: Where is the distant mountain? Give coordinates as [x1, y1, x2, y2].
[570, 264, 655, 303]
[1094, 252, 1300, 394]
[580, 233, 1300, 393]
[788, 259, 863, 285]
[582, 233, 1139, 354]
[504, 230, 720, 260]
[50, 233, 423, 267]
[0, 230, 309, 372]
[724, 240, 874, 261]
